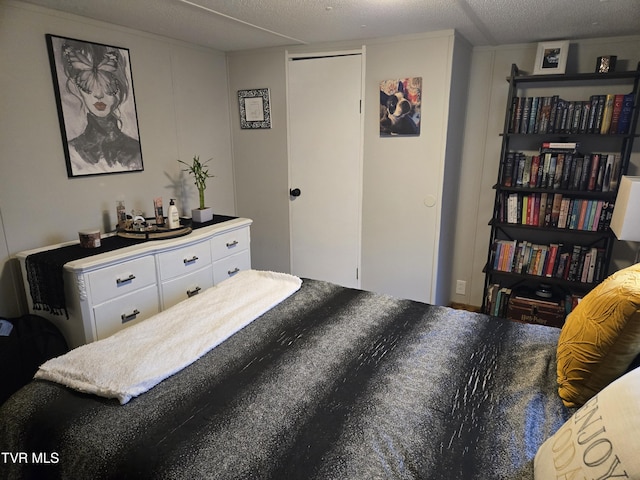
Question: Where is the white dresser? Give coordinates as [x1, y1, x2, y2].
[16, 218, 252, 348]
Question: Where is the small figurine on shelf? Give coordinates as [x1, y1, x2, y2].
[178, 155, 214, 223]
[595, 55, 617, 73]
[132, 215, 147, 231]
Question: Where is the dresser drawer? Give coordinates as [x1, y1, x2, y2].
[161, 266, 214, 309]
[93, 284, 160, 341]
[157, 240, 212, 281]
[88, 256, 157, 305]
[213, 250, 251, 284]
[211, 227, 249, 261]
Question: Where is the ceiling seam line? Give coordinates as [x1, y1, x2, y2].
[453, 0, 497, 46]
[177, 0, 308, 45]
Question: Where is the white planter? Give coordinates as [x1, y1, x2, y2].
[191, 207, 213, 223]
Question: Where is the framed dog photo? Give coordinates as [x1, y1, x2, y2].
[533, 40, 569, 75]
[380, 77, 422, 136]
[46, 34, 144, 177]
[238, 88, 272, 129]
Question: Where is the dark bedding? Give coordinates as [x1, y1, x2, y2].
[0, 279, 569, 479]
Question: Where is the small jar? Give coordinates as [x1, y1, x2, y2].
[78, 230, 101, 248]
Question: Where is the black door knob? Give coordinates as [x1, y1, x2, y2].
[290, 188, 301, 197]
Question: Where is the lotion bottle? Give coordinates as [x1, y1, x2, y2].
[168, 199, 180, 229]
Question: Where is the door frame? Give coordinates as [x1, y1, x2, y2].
[285, 48, 366, 288]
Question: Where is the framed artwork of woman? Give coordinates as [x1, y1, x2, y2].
[46, 34, 144, 177]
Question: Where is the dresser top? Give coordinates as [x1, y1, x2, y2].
[16, 217, 252, 273]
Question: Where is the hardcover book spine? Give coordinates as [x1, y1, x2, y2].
[515, 153, 526, 187]
[548, 95, 560, 133]
[530, 155, 541, 188]
[579, 155, 591, 190]
[593, 95, 606, 133]
[528, 97, 540, 134]
[587, 95, 599, 133]
[608, 94, 624, 134]
[521, 97, 532, 134]
[538, 97, 552, 133]
[550, 193, 563, 227]
[587, 153, 600, 191]
[570, 157, 583, 190]
[601, 154, 613, 192]
[595, 157, 606, 192]
[571, 101, 582, 134]
[557, 197, 571, 229]
[546, 155, 557, 188]
[578, 101, 591, 134]
[609, 155, 622, 191]
[591, 200, 603, 231]
[502, 152, 515, 186]
[512, 97, 523, 134]
[617, 93, 634, 134]
[599, 94, 615, 134]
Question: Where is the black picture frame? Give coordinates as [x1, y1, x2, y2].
[238, 88, 272, 129]
[46, 34, 144, 177]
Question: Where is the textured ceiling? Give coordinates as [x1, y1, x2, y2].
[19, 0, 640, 51]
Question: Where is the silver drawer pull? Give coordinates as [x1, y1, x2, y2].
[226, 240, 239, 248]
[228, 267, 240, 276]
[187, 286, 202, 298]
[121, 309, 140, 323]
[183, 256, 199, 264]
[116, 274, 136, 285]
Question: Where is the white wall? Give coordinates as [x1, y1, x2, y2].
[360, 33, 471, 304]
[226, 50, 290, 274]
[228, 32, 471, 305]
[0, 1, 236, 316]
[2, 1, 638, 316]
[230, 32, 639, 308]
[452, 36, 640, 307]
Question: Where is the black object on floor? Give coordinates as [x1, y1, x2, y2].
[0, 314, 68, 405]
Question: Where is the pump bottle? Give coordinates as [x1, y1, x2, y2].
[167, 199, 180, 229]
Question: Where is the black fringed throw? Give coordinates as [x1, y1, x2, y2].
[25, 236, 146, 318]
[24, 216, 237, 318]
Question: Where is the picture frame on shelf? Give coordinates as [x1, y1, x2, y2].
[533, 40, 569, 75]
[238, 88, 272, 129]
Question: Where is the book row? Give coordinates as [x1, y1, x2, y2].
[485, 283, 583, 321]
[501, 149, 622, 193]
[484, 285, 529, 320]
[497, 192, 613, 231]
[508, 93, 634, 135]
[491, 240, 606, 285]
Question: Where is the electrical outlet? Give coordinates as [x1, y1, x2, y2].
[456, 280, 466, 295]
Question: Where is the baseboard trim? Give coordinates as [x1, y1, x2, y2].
[449, 302, 482, 313]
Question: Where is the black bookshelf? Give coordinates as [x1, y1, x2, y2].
[483, 63, 640, 324]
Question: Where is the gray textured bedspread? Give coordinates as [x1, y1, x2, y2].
[0, 279, 569, 479]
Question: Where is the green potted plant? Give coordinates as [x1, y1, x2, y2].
[178, 155, 214, 223]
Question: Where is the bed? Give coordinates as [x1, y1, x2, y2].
[2, 268, 637, 480]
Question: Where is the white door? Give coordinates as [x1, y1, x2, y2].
[288, 53, 363, 288]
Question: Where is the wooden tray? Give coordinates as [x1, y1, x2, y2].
[116, 226, 192, 240]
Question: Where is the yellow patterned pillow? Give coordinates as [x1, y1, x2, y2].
[556, 263, 640, 407]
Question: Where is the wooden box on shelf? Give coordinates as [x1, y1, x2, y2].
[507, 295, 565, 328]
